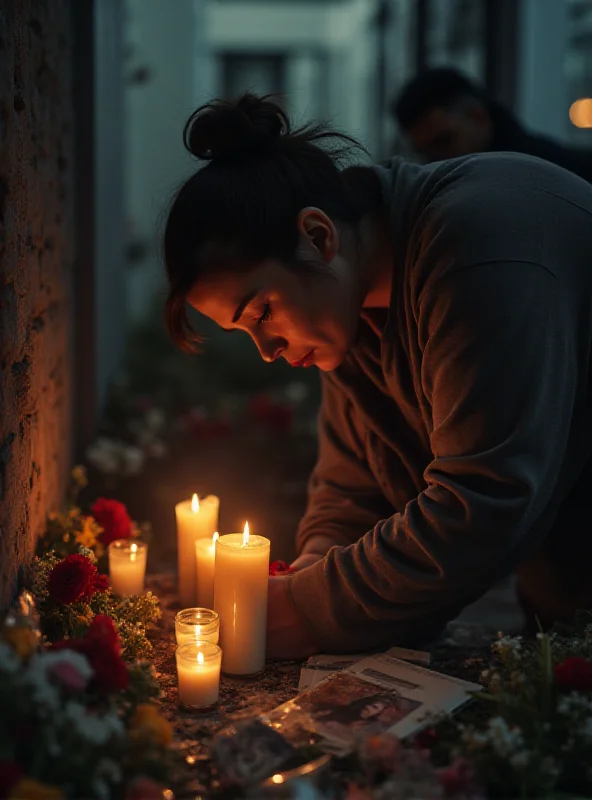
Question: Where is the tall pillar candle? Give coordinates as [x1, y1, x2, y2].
[195, 532, 218, 608]
[175, 494, 219, 606]
[214, 523, 270, 676]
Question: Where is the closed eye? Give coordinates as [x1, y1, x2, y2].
[256, 303, 272, 326]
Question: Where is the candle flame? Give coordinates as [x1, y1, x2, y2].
[191, 494, 200, 513]
[131, 543, 138, 553]
[213, 531, 219, 544]
[130, 542, 138, 562]
[242, 521, 250, 547]
[197, 651, 204, 665]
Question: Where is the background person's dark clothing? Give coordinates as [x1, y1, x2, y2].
[288, 153, 592, 653]
[488, 101, 592, 183]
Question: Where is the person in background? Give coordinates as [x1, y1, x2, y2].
[163, 93, 592, 658]
[392, 67, 592, 182]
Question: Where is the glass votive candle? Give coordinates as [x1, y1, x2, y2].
[176, 641, 222, 711]
[175, 608, 219, 646]
[108, 539, 147, 596]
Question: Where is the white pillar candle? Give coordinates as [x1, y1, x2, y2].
[195, 532, 218, 608]
[175, 608, 219, 646]
[108, 540, 147, 596]
[175, 494, 219, 607]
[176, 642, 222, 709]
[214, 523, 270, 676]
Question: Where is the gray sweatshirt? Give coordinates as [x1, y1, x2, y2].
[288, 153, 592, 652]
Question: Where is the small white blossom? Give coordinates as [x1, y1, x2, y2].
[63, 701, 124, 744]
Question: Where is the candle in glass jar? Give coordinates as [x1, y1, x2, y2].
[176, 642, 222, 709]
[175, 608, 219, 646]
[195, 532, 218, 608]
[214, 523, 270, 676]
[108, 540, 147, 596]
[175, 494, 219, 606]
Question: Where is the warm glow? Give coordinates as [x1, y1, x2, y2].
[271, 774, 284, 785]
[242, 521, 250, 546]
[569, 98, 592, 128]
[197, 651, 204, 665]
[191, 493, 200, 513]
[130, 542, 138, 561]
[213, 531, 219, 545]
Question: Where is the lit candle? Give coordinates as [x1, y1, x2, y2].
[175, 494, 219, 606]
[214, 522, 270, 676]
[175, 608, 219, 646]
[108, 540, 147, 596]
[195, 532, 218, 608]
[176, 642, 222, 710]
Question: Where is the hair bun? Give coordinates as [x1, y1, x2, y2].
[183, 93, 289, 161]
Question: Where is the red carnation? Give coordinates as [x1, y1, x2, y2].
[269, 560, 295, 576]
[86, 614, 121, 654]
[554, 656, 592, 691]
[88, 645, 129, 692]
[0, 761, 22, 798]
[48, 554, 101, 605]
[91, 498, 133, 546]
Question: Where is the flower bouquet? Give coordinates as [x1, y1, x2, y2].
[0, 610, 173, 800]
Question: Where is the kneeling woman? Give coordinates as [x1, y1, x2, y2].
[163, 94, 592, 657]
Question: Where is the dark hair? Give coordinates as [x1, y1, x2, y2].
[393, 67, 486, 130]
[163, 93, 380, 352]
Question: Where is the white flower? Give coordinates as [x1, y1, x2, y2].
[0, 642, 21, 675]
[86, 438, 120, 475]
[492, 635, 522, 656]
[122, 444, 144, 476]
[510, 750, 530, 768]
[486, 717, 524, 758]
[40, 648, 94, 681]
[25, 654, 61, 712]
[63, 701, 124, 744]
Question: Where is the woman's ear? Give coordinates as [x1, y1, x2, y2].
[297, 207, 339, 263]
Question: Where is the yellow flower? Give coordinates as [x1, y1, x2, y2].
[9, 778, 64, 800]
[1, 624, 37, 659]
[75, 516, 98, 550]
[71, 465, 88, 487]
[129, 703, 173, 747]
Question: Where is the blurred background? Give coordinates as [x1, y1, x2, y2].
[72, 0, 592, 581]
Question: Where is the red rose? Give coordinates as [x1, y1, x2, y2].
[86, 614, 121, 654]
[554, 656, 592, 691]
[0, 761, 22, 798]
[48, 554, 101, 605]
[92, 498, 133, 546]
[93, 573, 110, 593]
[269, 560, 295, 576]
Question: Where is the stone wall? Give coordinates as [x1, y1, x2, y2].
[0, 0, 73, 608]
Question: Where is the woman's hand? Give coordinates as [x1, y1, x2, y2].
[290, 552, 325, 571]
[266, 576, 319, 660]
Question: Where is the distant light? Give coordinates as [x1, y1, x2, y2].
[569, 98, 592, 128]
[271, 774, 284, 784]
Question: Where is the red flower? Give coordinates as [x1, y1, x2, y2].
[437, 758, 472, 797]
[250, 394, 293, 434]
[269, 560, 295, 576]
[414, 726, 439, 750]
[91, 498, 133, 546]
[88, 645, 129, 692]
[554, 656, 592, 691]
[0, 761, 22, 798]
[51, 617, 128, 694]
[86, 614, 121, 654]
[48, 554, 101, 605]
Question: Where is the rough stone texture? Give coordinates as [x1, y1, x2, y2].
[0, 0, 73, 609]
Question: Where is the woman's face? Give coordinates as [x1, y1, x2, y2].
[187, 210, 361, 372]
[360, 700, 388, 720]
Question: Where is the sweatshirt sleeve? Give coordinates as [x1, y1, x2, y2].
[296, 376, 394, 553]
[288, 260, 577, 652]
